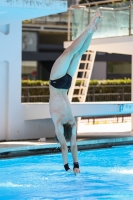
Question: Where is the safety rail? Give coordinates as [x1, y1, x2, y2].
[22, 86, 49, 103]
[22, 85, 131, 103]
[67, 0, 133, 41]
[82, 114, 131, 125]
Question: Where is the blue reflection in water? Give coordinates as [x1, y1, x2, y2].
[0, 145, 133, 200]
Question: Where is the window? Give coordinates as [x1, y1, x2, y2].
[22, 32, 37, 52]
[107, 62, 131, 79]
[22, 61, 37, 80]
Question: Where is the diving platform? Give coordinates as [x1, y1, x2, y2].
[23, 102, 133, 120]
[0, 101, 129, 140]
[64, 35, 133, 56]
[11, 101, 133, 139]
[0, 0, 67, 25]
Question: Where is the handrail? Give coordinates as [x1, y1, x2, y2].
[67, 0, 132, 41]
[70, 0, 126, 8]
[99, 6, 130, 11]
[21, 84, 131, 103]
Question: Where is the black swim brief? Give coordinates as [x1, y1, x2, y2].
[50, 73, 72, 90]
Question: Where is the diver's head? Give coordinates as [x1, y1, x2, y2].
[55, 123, 72, 142]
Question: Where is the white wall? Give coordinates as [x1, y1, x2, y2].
[0, 1, 67, 141]
[0, 22, 22, 140]
[0, 22, 56, 141]
[90, 36, 133, 55]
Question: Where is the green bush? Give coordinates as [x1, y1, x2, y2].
[22, 80, 49, 86]
[22, 79, 131, 102]
[22, 80, 49, 94]
[22, 79, 131, 87]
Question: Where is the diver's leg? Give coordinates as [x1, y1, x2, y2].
[70, 124, 80, 174]
[50, 12, 101, 80]
[70, 125, 78, 162]
[67, 33, 93, 77]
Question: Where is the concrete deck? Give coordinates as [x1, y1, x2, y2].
[0, 122, 133, 159]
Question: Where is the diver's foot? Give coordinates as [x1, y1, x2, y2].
[89, 12, 102, 32]
[73, 168, 80, 176]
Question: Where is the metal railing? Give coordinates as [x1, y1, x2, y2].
[22, 85, 131, 103]
[82, 114, 131, 124]
[22, 86, 49, 103]
[68, 0, 133, 41]
[86, 85, 131, 102]
[22, 84, 131, 123]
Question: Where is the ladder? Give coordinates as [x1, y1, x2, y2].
[68, 50, 96, 102]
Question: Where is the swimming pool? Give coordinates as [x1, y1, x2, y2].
[0, 145, 133, 200]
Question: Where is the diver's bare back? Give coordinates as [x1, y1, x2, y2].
[49, 85, 74, 125]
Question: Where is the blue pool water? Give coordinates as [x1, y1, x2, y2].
[0, 145, 133, 200]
